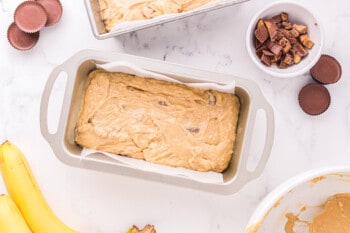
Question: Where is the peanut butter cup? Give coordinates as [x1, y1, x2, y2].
[298, 83, 330, 115]
[310, 54, 342, 84]
[14, 1, 47, 33]
[35, 0, 63, 26]
[7, 22, 40, 50]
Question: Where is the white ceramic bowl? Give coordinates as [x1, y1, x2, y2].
[246, 1, 324, 78]
[245, 166, 350, 233]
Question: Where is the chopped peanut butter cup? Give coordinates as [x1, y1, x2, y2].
[298, 83, 331, 115]
[14, 1, 48, 33]
[35, 0, 63, 26]
[310, 54, 342, 84]
[254, 12, 314, 68]
[7, 22, 40, 50]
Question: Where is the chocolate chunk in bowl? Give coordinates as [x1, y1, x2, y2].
[246, 1, 323, 78]
[253, 12, 315, 69]
[40, 49, 274, 194]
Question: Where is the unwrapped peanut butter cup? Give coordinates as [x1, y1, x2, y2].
[14, 1, 48, 33]
[35, 0, 63, 26]
[7, 22, 40, 50]
[310, 54, 342, 84]
[298, 83, 331, 115]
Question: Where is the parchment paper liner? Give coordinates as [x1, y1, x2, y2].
[80, 61, 236, 184]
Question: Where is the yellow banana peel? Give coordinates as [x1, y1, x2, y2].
[0, 194, 32, 233]
[0, 141, 78, 233]
[127, 224, 156, 233]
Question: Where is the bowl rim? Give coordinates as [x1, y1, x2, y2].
[245, 165, 350, 232]
[245, 0, 324, 78]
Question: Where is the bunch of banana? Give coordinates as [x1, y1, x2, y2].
[0, 194, 32, 233]
[0, 141, 78, 233]
[0, 140, 156, 233]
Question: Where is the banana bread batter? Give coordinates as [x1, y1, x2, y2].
[98, 0, 215, 31]
[75, 69, 240, 172]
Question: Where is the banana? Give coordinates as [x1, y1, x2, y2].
[0, 141, 78, 233]
[0, 194, 32, 233]
[127, 224, 156, 233]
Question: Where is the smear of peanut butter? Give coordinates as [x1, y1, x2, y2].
[284, 208, 309, 233]
[245, 221, 263, 233]
[311, 175, 326, 184]
[284, 213, 298, 233]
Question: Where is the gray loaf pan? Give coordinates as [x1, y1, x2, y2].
[40, 49, 274, 194]
[84, 0, 251, 39]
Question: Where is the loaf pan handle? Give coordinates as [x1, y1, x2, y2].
[40, 59, 77, 147]
[40, 65, 65, 143]
[235, 88, 274, 189]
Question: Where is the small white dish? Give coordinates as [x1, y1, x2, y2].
[245, 166, 350, 233]
[246, 1, 324, 78]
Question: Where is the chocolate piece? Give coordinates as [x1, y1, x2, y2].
[264, 20, 279, 42]
[289, 28, 300, 37]
[35, 0, 63, 26]
[256, 19, 265, 29]
[261, 54, 272, 66]
[310, 55, 342, 84]
[282, 21, 292, 30]
[299, 34, 314, 49]
[281, 29, 297, 44]
[7, 22, 40, 50]
[280, 12, 289, 22]
[279, 37, 292, 53]
[186, 127, 200, 133]
[14, 1, 47, 33]
[292, 43, 308, 57]
[271, 14, 282, 23]
[255, 37, 263, 48]
[158, 101, 168, 106]
[262, 49, 275, 56]
[255, 23, 269, 44]
[278, 61, 288, 69]
[270, 43, 283, 55]
[298, 83, 331, 115]
[293, 54, 301, 64]
[255, 45, 266, 58]
[293, 24, 308, 34]
[283, 53, 294, 65]
[253, 11, 314, 69]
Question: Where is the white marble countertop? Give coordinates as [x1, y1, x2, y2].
[1, 0, 350, 232]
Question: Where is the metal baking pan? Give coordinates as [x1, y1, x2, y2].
[40, 49, 274, 194]
[84, 0, 251, 39]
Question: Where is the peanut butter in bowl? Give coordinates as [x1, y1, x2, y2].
[284, 193, 350, 233]
[309, 193, 350, 233]
[245, 168, 350, 233]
